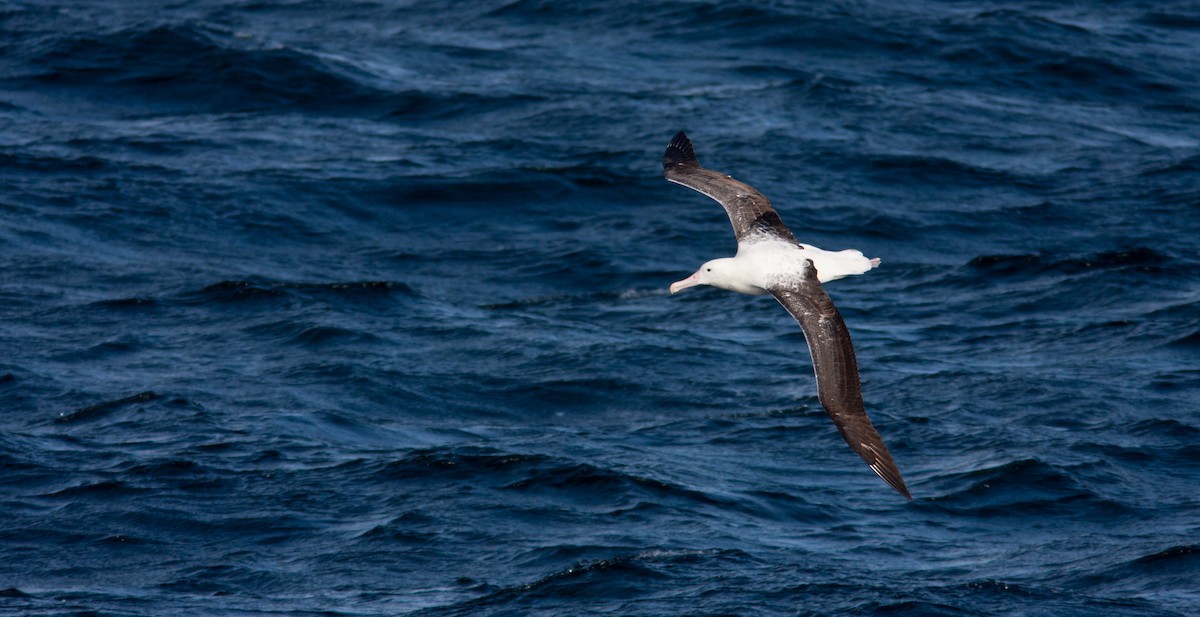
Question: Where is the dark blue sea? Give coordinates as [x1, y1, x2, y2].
[2, 1, 1199, 615]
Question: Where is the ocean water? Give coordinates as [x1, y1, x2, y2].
[2, 1, 1199, 615]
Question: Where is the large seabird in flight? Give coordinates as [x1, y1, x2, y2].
[663, 131, 911, 499]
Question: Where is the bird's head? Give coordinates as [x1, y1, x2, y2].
[669, 258, 733, 294]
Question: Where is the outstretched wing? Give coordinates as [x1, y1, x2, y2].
[663, 131, 796, 244]
[770, 260, 911, 499]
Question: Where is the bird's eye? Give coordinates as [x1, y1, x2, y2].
[706, 268, 712, 272]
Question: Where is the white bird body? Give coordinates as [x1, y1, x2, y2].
[671, 240, 879, 296]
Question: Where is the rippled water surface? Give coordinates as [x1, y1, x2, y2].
[2, 1, 1199, 615]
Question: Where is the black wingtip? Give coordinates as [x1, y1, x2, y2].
[663, 130, 700, 171]
[868, 459, 911, 499]
[873, 457, 912, 500]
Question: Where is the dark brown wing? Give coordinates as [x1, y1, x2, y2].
[663, 131, 796, 243]
[770, 260, 911, 499]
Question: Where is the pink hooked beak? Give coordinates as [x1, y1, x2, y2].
[669, 272, 702, 294]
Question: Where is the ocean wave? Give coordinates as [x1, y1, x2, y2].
[1127, 418, 1200, 439]
[482, 287, 668, 310]
[0, 152, 108, 173]
[87, 296, 159, 311]
[966, 247, 1171, 277]
[1149, 369, 1200, 391]
[923, 458, 1130, 517]
[1142, 153, 1200, 176]
[1068, 545, 1200, 602]
[54, 391, 160, 424]
[1073, 439, 1200, 472]
[391, 173, 598, 207]
[20, 24, 385, 113]
[419, 548, 748, 615]
[933, 10, 1180, 103]
[385, 91, 548, 123]
[8, 21, 561, 122]
[159, 563, 288, 595]
[862, 153, 1038, 189]
[186, 279, 415, 305]
[41, 479, 154, 500]
[1138, 11, 1200, 30]
[373, 447, 737, 513]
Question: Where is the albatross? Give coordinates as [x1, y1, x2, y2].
[663, 131, 911, 499]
